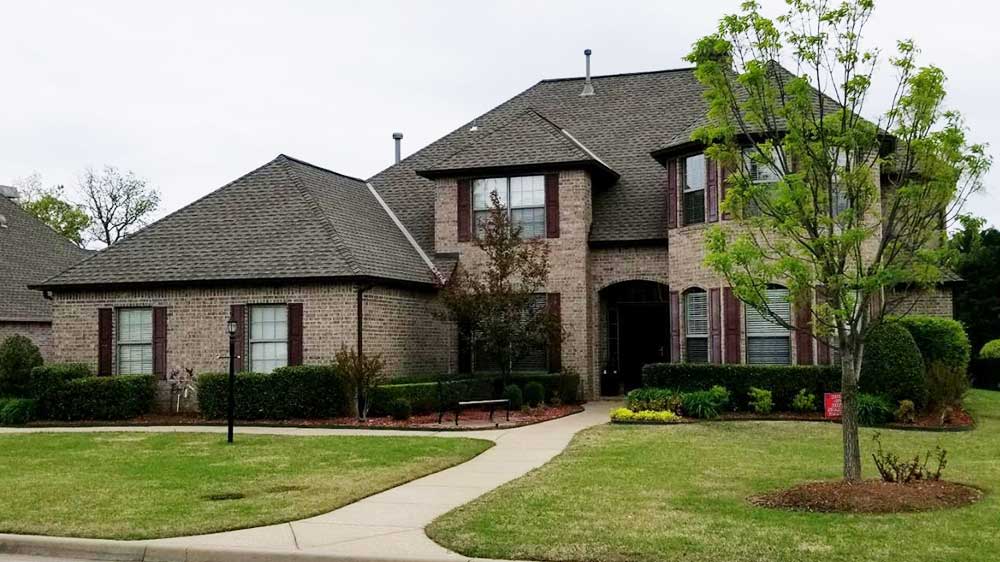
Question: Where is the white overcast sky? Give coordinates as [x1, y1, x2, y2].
[2, 0, 997, 228]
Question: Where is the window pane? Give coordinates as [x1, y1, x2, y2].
[747, 336, 791, 364]
[118, 309, 152, 343]
[250, 342, 287, 373]
[686, 337, 709, 363]
[745, 288, 791, 336]
[474, 210, 490, 238]
[118, 344, 152, 374]
[251, 305, 287, 341]
[683, 190, 705, 225]
[512, 207, 545, 238]
[684, 154, 706, 192]
[473, 177, 506, 210]
[685, 292, 708, 336]
[744, 148, 780, 183]
[510, 176, 545, 207]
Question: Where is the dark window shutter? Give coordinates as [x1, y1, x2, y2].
[666, 160, 678, 229]
[706, 159, 719, 222]
[723, 287, 742, 364]
[709, 288, 722, 364]
[230, 304, 246, 372]
[457, 178, 472, 242]
[669, 291, 681, 362]
[153, 307, 167, 379]
[546, 293, 562, 373]
[795, 294, 814, 365]
[545, 174, 560, 238]
[720, 165, 731, 220]
[98, 308, 113, 376]
[288, 303, 303, 366]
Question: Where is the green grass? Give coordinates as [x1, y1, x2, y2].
[0, 433, 491, 539]
[429, 390, 1000, 562]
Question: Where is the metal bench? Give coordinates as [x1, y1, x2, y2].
[455, 399, 510, 426]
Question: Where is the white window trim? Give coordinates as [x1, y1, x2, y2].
[683, 154, 707, 193]
[472, 175, 546, 238]
[116, 307, 153, 375]
[745, 288, 792, 365]
[249, 304, 289, 373]
[684, 290, 709, 363]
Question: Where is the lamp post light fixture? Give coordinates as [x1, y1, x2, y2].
[226, 318, 238, 444]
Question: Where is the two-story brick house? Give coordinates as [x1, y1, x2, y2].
[35, 61, 954, 402]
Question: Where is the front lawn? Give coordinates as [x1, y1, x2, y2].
[429, 390, 1000, 562]
[0, 433, 490, 539]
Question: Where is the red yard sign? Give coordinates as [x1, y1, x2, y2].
[824, 393, 842, 419]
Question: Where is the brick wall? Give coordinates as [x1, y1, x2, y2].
[891, 286, 954, 318]
[0, 321, 52, 360]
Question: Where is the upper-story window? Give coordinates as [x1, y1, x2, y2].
[684, 289, 709, 363]
[682, 154, 706, 225]
[472, 176, 546, 238]
[745, 286, 792, 364]
[117, 308, 153, 375]
[250, 305, 288, 373]
[745, 147, 782, 184]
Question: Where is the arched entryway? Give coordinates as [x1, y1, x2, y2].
[599, 280, 670, 395]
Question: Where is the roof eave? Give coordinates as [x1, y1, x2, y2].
[31, 273, 439, 294]
[416, 159, 620, 184]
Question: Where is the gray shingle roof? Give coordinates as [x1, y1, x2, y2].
[369, 68, 708, 244]
[0, 196, 91, 320]
[38, 155, 436, 289]
[416, 108, 618, 181]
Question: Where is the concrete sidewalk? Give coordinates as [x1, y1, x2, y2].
[0, 401, 614, 562]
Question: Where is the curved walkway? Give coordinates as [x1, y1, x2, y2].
[0, 401, 614, 562]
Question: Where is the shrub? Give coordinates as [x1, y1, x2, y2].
[43, 375, 155, 421]
[610, 407, 681, 424]
[503, 384, 523, 410]
[895, 400, 917, 424]
[335, 347, 387, 420]
[642, 363, 839, 410]
[747, 387, 774, 415]
[0, 335, 43, 396]
[895, 315, 971, 374]
[980, 339, 1000, 359]
[388, 398, 412, 421]
[0, 398, 36, 425]
[370, 377, 492, 416]
[681, 385, 730, 419]
[625, 388, 680, 412]
[859, 322, 926, 407]
[924, 361, 970, 412]
[28, 363, 93, 415]
[791, 389, 817, 413]
[197, 365, 351, 420]
[495, 373, 580, 404]
[523, 381, 545, 407]
[871, 432, 947, 483]
[856, 393, 894, 426]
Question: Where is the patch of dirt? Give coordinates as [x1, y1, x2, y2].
[887, 408, 975, 430]
[202, 492, 245, 501]
[750, 479, 983, 513]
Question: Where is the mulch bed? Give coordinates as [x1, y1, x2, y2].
[23, 404, 584, 431]
[886, 408, 976, 431]
[750, 479, 983, 513]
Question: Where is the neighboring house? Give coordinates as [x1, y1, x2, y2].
[0, 187, 91, 359]
[34, 59, 954, 401]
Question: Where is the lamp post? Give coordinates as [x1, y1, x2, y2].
[226, 318, 237, 444]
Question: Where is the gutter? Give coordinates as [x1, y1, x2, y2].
[356, 284, 374, 357]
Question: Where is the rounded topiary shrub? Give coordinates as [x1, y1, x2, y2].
[524, 381, 545, 408]
[860, 322, 927, 407]
[980, 339, 1000, 359]
[895, 315, 971, 373]
[503, 384, 523, 410]
[389, 398, 412, 421]
[0, 335, 43, 397]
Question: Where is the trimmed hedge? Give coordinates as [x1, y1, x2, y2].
[0, 334, 43, 396]
[859, 322, 926, 407]
[641, 363, 840, 410]
[29, 363, 93, 417]
[369, 378, 493, 416]
[895, 315, 971, 373]
[0, 398, 36, 425]
[43, 375, 156, 421]
[197, 365, 351, 420]
[493, 373, 580, 405]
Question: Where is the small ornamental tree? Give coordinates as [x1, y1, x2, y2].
[687, 0, 989, 480]
[334, 346, 387, 421]
[439, 191, 561, 390]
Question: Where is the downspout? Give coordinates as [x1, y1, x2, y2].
[356, 283, 374, 356]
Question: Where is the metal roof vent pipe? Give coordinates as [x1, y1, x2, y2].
[580, 49, 595, 96]
[392, 132, 404, 164]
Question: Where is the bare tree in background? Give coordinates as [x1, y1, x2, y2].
[79, 166, 160, 246]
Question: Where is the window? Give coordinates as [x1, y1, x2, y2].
[682, 154, 706, 225]
[684, 290, 709, 363]
[744, 147, 781, 184]
[472, 175, 545, 238]
[831, 151, 851, 218]
[473, 293, 548, 372]
[117, 308, 153, 375]
[250, 305, 288, 373]
[745, 287, 792, 364]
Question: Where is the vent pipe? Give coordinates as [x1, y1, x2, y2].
[580, 49, 594, 96]
[392, 132, 403, 164]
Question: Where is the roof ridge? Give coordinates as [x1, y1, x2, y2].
[539, 66, 696, 83]
[277, 153, 368, 184]
[277, 157, 363, 276]
[365, 182, 442, 284]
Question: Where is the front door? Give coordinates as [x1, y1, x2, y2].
[617, 303, 668, 392]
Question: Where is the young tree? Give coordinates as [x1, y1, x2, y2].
[439, 191, 560, 390]
[334, 346, 387, 421]
[79, 166, 160, 246]
[687, 0, 989, 480]
[11, 173, 90, 246]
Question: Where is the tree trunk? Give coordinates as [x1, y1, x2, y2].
[840, 346, 863, 481]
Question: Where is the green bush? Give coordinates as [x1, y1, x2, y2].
[748, 387, 774, 415]
[28, 363, 93, 416]
[980, 339, 1000, 359]
[859, 322, 926, 407]
[0, 398, 36, 425]
[524, 381, 545, 407]
[197, 365, 351, 420]
[0, 335, 43, 396]
[43, 375, 156, 421]
[925, 361, 970, 411]
[895, 315, 971, 373]
[610, 407, 682, 424]
[369, 378, 492, 416]
[625, 388, 680, 412]
[791, 389, 817, 412]
[389, 398, 412, 421]
[496, 373, 580, 404]
[503, 384, 523, 410]
[895, 399, 917, 424]
[681, 385, 730, 419]
[642, 363, 839, 410]
[856, 393, 894, 426]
